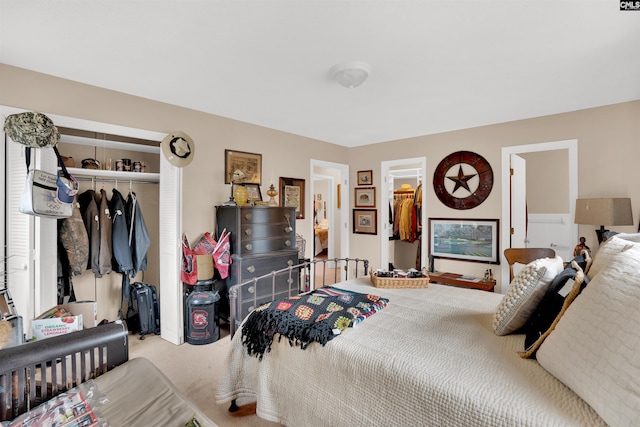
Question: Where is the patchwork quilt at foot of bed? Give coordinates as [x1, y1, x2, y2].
[241, 286, 389, 359]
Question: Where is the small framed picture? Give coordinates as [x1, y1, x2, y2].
[353, 209, 377, 235]
[280, 177, 305, 219]
[244, 183, 262, 203]
[357, 170, 373, 185]
[354, 187, 376, 208]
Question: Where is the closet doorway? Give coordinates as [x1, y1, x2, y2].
[380, 157, 427, 271]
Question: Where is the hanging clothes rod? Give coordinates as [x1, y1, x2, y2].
[75, 176, 159, 185]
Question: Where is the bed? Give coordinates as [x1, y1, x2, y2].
[1, 322, 216, 426]
[213, 251, 639, 426]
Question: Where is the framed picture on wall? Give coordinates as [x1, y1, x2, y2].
[429, 218, 500, 264]
[353, 209, 377, 235]
[224, 149, 262, 184]
[354, 187, 376, 208]
[279, 177, 305, 219]
[357, 170, 373, 185]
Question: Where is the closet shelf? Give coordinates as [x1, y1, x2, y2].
[60, 134, 160, 154]
[66, 167, 160, 182]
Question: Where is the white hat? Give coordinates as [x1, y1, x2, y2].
[161, 131, 194, 167]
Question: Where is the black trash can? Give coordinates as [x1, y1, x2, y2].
[185, 279, 220, 345]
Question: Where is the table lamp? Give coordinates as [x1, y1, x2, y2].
[223, 169, 248, 206]
[574, 198, 633, 243]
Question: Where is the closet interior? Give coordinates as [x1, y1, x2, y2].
[56, 127, 160, 324]
[387, 168, 422, 270]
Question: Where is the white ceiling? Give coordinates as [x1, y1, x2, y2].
[1, 1, 639, 147]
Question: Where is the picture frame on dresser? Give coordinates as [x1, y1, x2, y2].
[224, 149, 262, 184]
[429, 217, 500, 264]
[244, 183, 262, 203]
[279, 177, 305, 219]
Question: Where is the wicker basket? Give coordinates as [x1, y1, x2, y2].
[370, 270, 430, 289]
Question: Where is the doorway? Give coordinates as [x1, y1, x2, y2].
[380, 157, 427, 271]
[500, 139, 578, 293]
[310, 159, 349, 262]
[312, 175, 333, 259]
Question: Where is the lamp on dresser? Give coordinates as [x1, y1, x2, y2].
[574, 198, 633, 243]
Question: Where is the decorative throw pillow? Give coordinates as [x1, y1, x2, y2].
[492, 256, 564, 336]
[588, 234, 640, 279]
[520, 258, 588, 359]
[536, 243, 640, 426]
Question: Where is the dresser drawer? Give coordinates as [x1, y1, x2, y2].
[237, 288, 296, 322]
[239, 207, 294, 225]
[237, 235, 295, 255]
[239, 222, 293, 240]
[231, 251, 299, 283]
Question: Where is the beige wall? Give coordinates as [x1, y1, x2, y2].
[522, 150, 569, 213]
[2, 64, 639, 291]
[0, 64, 348, 249]
[350, 101, 640, 284]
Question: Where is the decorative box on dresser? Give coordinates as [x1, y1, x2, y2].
[215, 206, 299, 328]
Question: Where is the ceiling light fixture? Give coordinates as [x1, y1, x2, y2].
[330, 61, 371, 88]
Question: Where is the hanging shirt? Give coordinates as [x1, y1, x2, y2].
[110, 188, 134, 275]
[78, 189, 101, 277]
[97, 188, 113, 276]
[126, 191, 151, 278]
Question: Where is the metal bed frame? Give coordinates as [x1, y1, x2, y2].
[227, 257, 369, 338]
[0, 321, 129, 421]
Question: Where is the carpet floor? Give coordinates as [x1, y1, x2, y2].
[129, 265, 343, 426]
[129, 327, 278, 427]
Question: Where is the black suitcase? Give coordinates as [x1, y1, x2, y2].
[128, 282, 160, 340]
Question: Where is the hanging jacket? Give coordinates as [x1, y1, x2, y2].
[110, 188, 134, 275]
[97, 188, 113, 276]
[78, 190, 101, 277]
[58, 203, 89, 276]
[126, 191, 151, 277]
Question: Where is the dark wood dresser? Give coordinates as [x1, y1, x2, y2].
[215, 206, 299, 326]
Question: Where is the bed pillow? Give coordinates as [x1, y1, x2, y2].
[492, 255, 564, 336]
[588, 234, 640, 279]
[520, 257, 589, 359]
[536, 242, 640, 426]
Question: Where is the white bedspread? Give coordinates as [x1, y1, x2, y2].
[216, 278, 604, 426]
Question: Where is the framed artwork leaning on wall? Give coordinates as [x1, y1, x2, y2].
[429, 217, 500, 264]
[279, 177, 305, 219]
